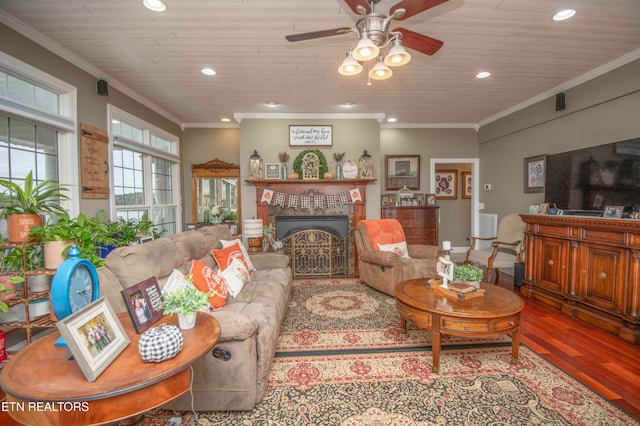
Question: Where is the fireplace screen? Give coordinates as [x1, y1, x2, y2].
[281, 229, 346, 278]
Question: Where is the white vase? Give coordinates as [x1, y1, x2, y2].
[178, 312, 196, 329]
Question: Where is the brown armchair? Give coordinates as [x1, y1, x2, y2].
[465, 213, 525, 283]
[355, 219, 441, 296]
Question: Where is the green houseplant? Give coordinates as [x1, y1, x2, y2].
[0, 171, 69, 243]
[453, 264, 484, 283]
[159, 284, 210, 329]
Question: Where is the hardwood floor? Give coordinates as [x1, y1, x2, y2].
[495, 273, 640, 420]
[1, 274, 638, 424]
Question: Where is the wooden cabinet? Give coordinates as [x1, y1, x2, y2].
[521, 214, 640, 344]
[381, 206, 439, 246]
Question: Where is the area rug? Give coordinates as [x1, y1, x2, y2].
[144, 278, 639, 425]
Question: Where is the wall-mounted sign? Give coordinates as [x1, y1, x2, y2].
[289, 125, 332, 147]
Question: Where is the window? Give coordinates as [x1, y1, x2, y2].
[0, 52, 78, 217]
[110, 107, 180, 236]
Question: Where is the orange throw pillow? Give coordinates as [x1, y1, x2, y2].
[190, 260, 228, 309]
[211, 242, 251, 273]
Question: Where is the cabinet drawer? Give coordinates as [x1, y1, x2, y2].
[441, 318, 490, 333]
[492, 315, 520, 331]
[397, 303, 432, 328]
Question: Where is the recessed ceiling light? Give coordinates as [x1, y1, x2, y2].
[265, 101, 278, 107]
[221, 117, 231, 123]
[201, 67, 216, 76]
[476, 71, 491, 79]
[387, 117, 397, 123]
[341, 102, 354, 108]
[142, 0, 167, 12]
[553, 9, 576, 21]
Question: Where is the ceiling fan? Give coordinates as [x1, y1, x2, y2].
[285, 0, 448, 80]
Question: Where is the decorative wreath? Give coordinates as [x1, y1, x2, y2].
[293, 149, 329, 178]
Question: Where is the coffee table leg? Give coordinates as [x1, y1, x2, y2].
[399, 317, 407, 332]
[432, 331, 441, 373]
[510, 325, 521, 364]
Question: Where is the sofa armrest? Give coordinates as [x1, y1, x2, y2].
[249, 253, 290, 270]
[359, 250, 403, 267]
[407, 245, 442, 259]
[207, 310, 258, 342]
[96, 266, 127, 313]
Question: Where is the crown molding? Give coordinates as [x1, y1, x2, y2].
[0, 11, 183, 127]
[478, 48, 640, 129]
[182, 122, 240, 129]
[233, 112, 386, 123]
[380, 123, 479, 130]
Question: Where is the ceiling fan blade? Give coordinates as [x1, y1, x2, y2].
[390, 0, 448, 21]
[343, 0, 371, 15]
[395, 28, 443, 55]
[285, 27, 351, 42]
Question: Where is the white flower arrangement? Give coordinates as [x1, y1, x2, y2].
[210, 204, 223, 217]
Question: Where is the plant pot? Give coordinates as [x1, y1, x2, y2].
[0, 276, 19, 301]
[323, 172, 335, 180]
[178, 312, 196, 330]
[7, 214, 42, 243]
[287, 172, 299, 180]
[44, 240, 75, 269]
[27, 274, 52, 293]
[98, 244, 116, 259]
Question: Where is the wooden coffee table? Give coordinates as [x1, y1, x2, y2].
[0, 312, 220, 426]
[394, 278, 525, 372]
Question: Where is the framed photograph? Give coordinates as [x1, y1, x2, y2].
[121, 277, 164, 333]
[524, 155, 546, 193]
[56, 297, 130, 382]
[289, 125, 332, 147]
[462, 172, 472, 199]
[381, 194, 396, 206]
[426, 193, 437, 205]
[385, 155, 420, 190]
[264, 163, 281, 180]
[538, 202, 549, 214]
[138, 235, 154, 244]
[603, 205, 624, 218]
[435, 170, 458, 199]
[228, 223, 238, 235]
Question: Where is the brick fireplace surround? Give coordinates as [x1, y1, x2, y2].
[246, 179, 376, 276]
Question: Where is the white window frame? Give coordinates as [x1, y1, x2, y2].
[0, 51, 79, 217]
[107, 105, 181, 232]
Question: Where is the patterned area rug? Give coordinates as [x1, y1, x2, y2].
[144, 278, 639, 425]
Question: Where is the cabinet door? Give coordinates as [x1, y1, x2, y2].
[534, 236, 569, 294]
[577, 243, 627, 313]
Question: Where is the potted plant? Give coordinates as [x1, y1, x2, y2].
[453, 264, 484, 285]
[159, 284, 210, 329]
[0, 170, 69, 243]
[28, 214, 77, 269]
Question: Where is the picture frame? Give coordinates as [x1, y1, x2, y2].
[603, 205, 624, 219]
[228, 223, 238, 235]
[289, 125, 332, 147]
[435, 170, 458, 199]
[264, 163, 281, 180]
[385, 155, 420, 190]
[56, 296, 130, 382]
[537, 202, 550, 214]
[266, 232, 278, 252]
[138, 235, 154, 244]
[462, 172, 472, 199]
[381, 194, 396, 206]
[121, 277, 165, 333]
[524, 155, 546, 193]
[426, 193, 437, 205]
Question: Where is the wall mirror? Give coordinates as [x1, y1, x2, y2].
[191, 159, 241, 233]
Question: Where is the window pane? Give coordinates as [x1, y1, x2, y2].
[10, 148, 35, 179]
[0, 71, 7, 97]
[0, 115, 7, 146]
[7, 75, 32, 106]
[9, 119, 36, 149]
[36, 126, 58, 155]
[34, 86, 59, 114]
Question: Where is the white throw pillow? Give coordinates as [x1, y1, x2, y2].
[220, 238, 256, 271]
[162, 269, 197, 293]
[220, 258, 250, 297]
[377, 241, 410, 259]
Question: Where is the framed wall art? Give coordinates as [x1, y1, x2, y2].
[462, 172, 472, 199]
[264, 163, 281, 180]
[381, 194, 397, 206]
[55, 297, 130, 382]
[121, 277, 164, 333]
[524, 155, 546, 193]
[289, 125, 332, 147]
[385, 155, 420, 190]
[435, 170, 458, 199]
[603, 205, 623, 218]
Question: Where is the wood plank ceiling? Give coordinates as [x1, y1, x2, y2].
[1, 0, 639, 126]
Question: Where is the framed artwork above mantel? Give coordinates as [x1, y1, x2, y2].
[289, 125, 332, 147]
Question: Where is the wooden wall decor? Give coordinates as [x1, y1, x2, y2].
[80, 123, 109, 199]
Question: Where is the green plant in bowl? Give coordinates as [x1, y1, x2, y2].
[453, 264, 484, 283]
[159, 285, 210, 316]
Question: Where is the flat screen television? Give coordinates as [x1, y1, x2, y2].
[544, 137, 640, 216]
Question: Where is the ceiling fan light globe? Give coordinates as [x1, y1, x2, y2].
[352, 37, 380, 61]
[384, 44, 411, 67]
[338, 53, 363, 76]
[369, 60, 393, 80]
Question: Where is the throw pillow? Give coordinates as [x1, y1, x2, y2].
[163, 269, 196, 294]
[219, 258, 250, 297]
[190, 260, 228, 309]
[212, 242, 251, 274]
[220, 238, 255, 271]
[377, 241, 410, 259]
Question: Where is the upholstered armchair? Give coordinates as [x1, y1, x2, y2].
[465, 213, 525, 283]
[354, 219, 441, 296]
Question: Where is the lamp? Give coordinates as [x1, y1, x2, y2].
[248, 150, 263, 180]
[338, 50, 363, 76]
[368, 57, 393, 80]
[384, 38, 411, 67]
[243, 218, 263, 252]
[352, 34, 380, 62]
